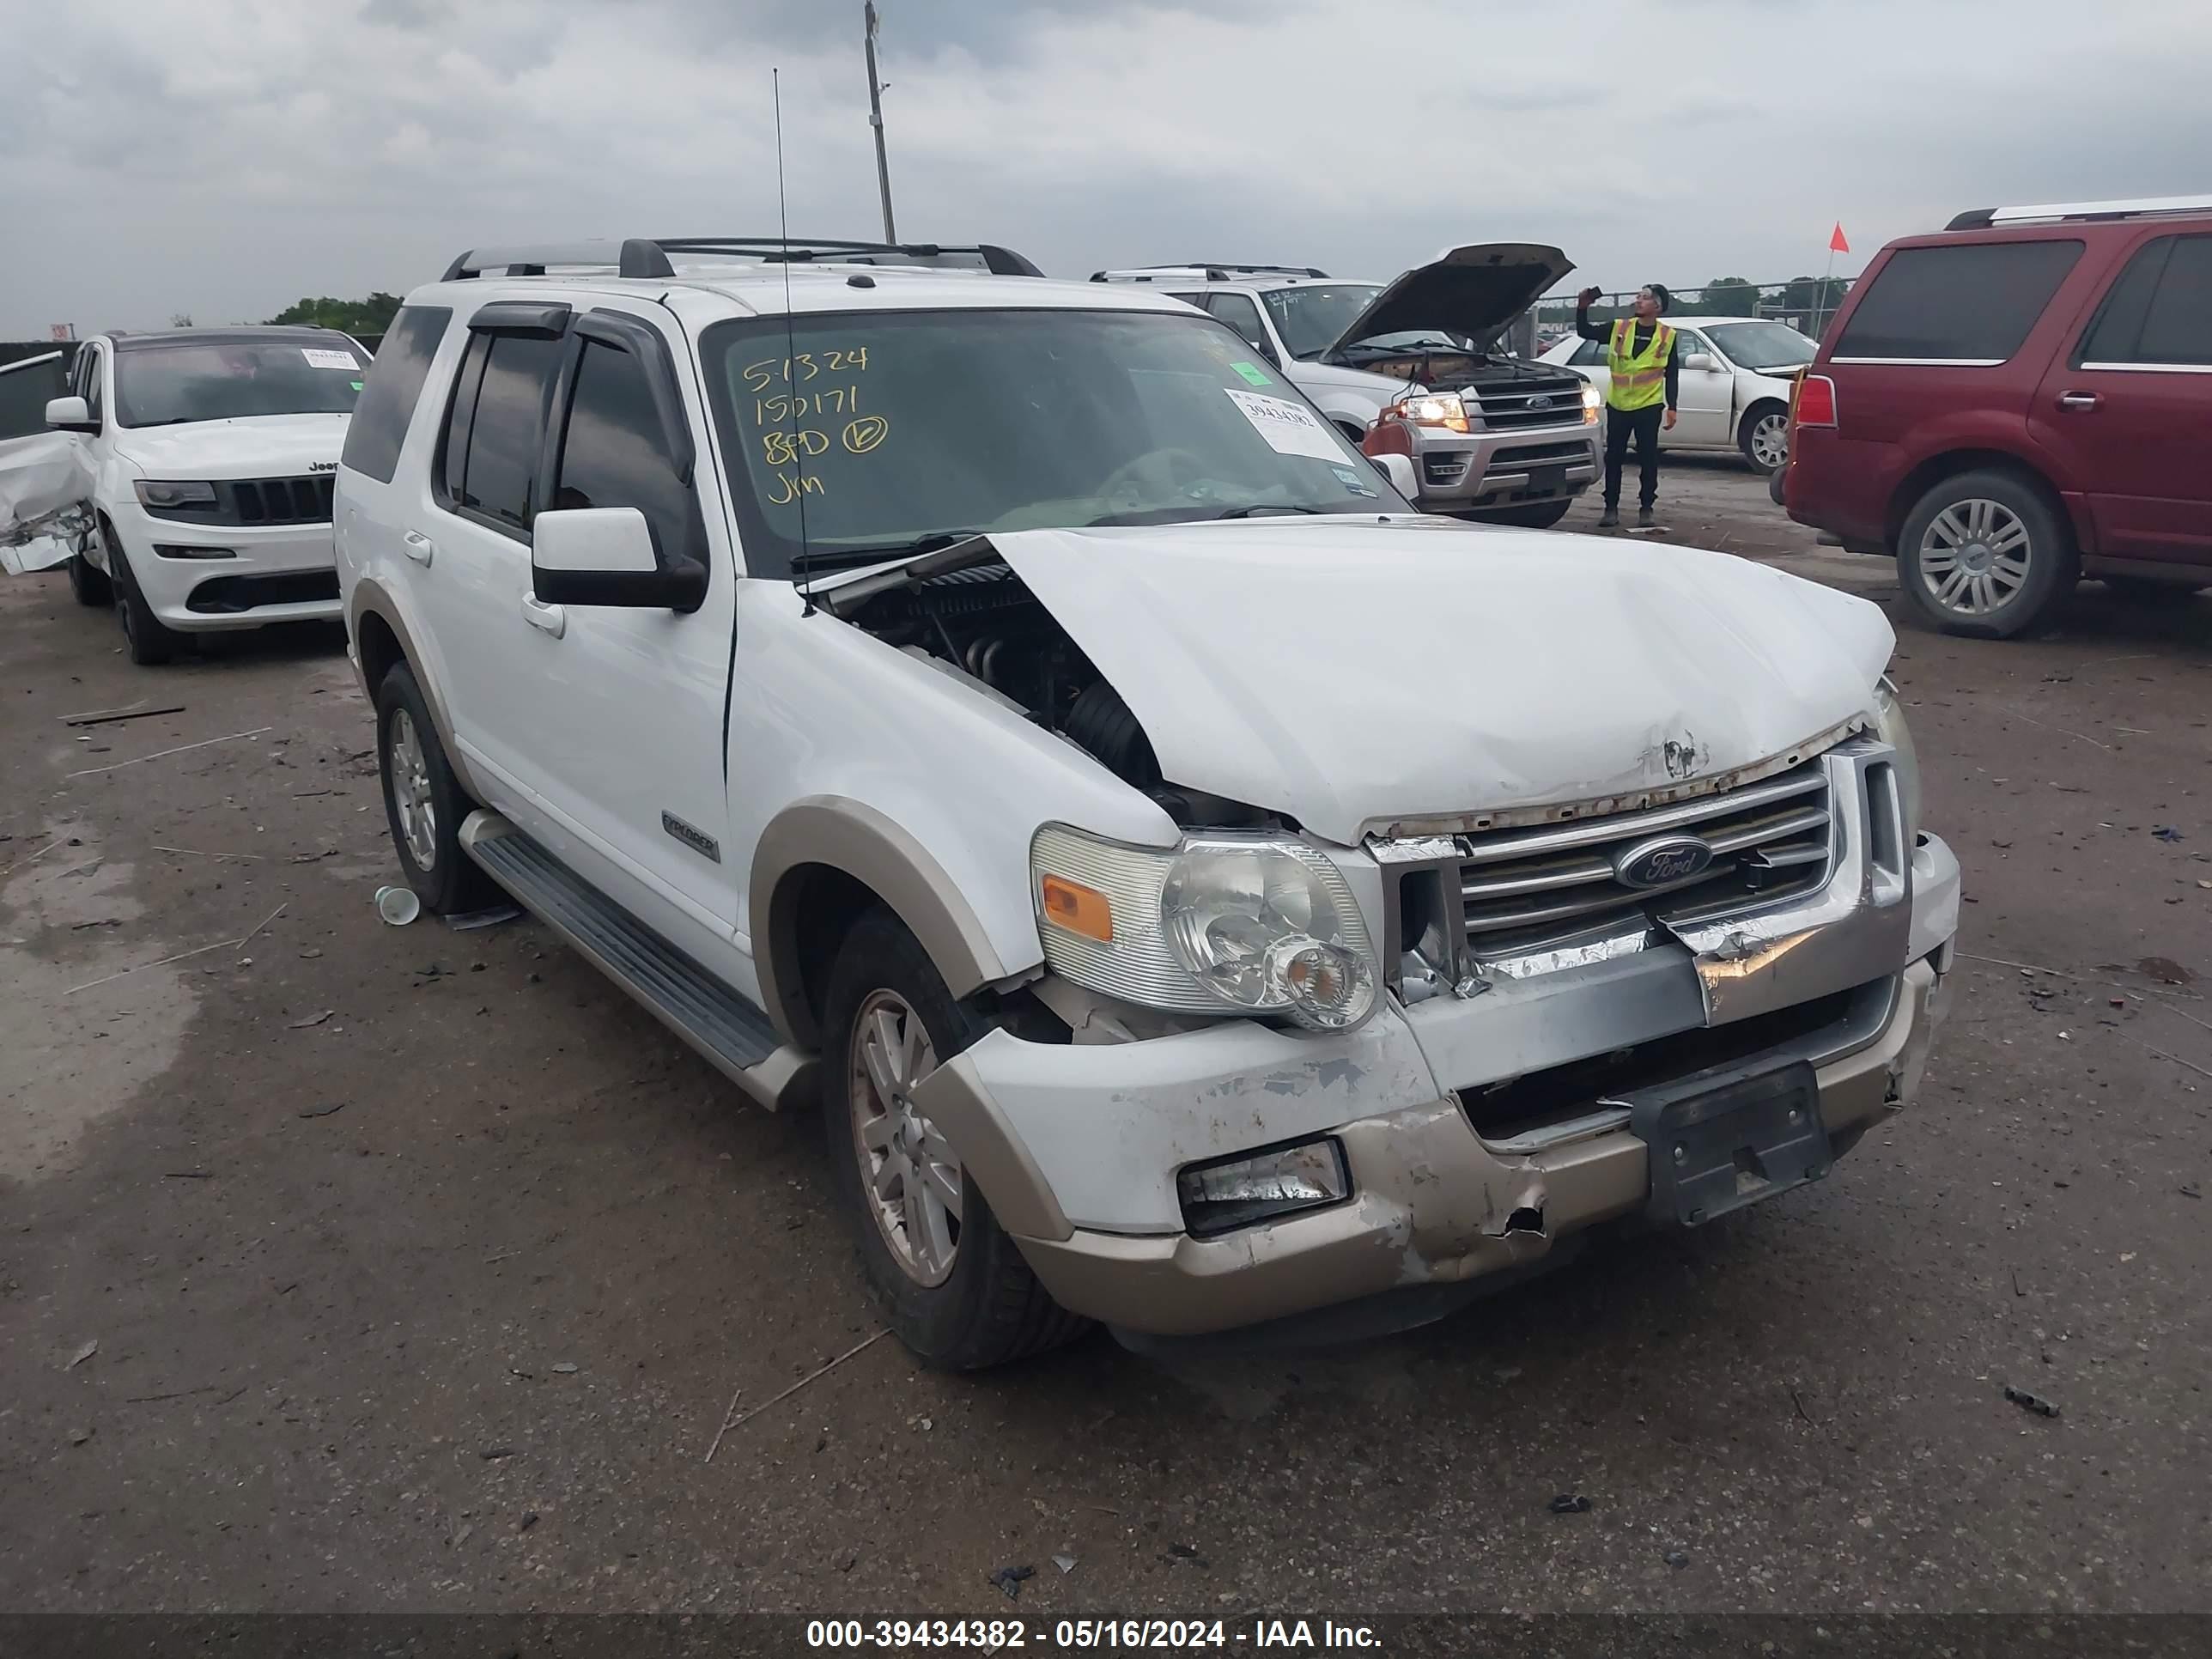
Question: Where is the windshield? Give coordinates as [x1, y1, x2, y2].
[702, 308, 1406, 580]
[1702, 321, 1816, 370]
[115, 340, 364, 428]
[1259, 283, 1383, 360]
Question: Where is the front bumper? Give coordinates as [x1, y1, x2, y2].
[108, 497, 340, 630]
[1408, 420, 1600, 514]
[915, 824, 1960, 1341]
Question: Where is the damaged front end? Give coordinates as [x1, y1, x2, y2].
[818, 529, 1960, 1346]
[912, 720, 1959, 1346]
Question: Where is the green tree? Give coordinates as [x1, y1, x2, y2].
[1780, 274, 1850, 324]
[1698, 276, 1759, 316]
[265, 292, 404, 335]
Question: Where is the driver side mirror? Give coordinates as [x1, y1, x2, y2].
[1370, 453, 1419, 501]
[46, 395, 99, 435]
[532, 507, 705, 611]
[1684, 353, 1717, 374]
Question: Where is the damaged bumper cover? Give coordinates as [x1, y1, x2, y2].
[915, 815, 1960, 1341]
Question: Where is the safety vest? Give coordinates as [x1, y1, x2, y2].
[1607, 319, 1675, 412]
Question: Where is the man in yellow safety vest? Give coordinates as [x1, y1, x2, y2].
[1574, 283, 1680, 528]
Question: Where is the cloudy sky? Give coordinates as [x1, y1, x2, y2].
[3, 0, 2207, 335]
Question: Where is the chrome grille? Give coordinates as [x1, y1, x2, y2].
[1458, 761, 1833, 956]
[1469, 375, 1588, 432]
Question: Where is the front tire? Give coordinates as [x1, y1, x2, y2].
[375, 663, 494, 915]
[1474, 499, 1574, 530]
[107, 532, 186, 665]
[1897, 469, 2075, 639]
[1739, 403, 1790, 472]
[820, 908, 1086, 1370]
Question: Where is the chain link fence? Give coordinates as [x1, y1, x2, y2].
[1531, 278, 1857, 354]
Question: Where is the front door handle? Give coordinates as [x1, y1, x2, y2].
[520, 594, 567, 638]
[402, 530, 435, 565]
[2057, 391, 2101, 411]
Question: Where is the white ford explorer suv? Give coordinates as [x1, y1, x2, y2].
[27, 326, 365, 664]
[337, 235, 1960, 1370]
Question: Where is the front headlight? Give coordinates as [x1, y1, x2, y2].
[1875, 676, 1923, 840]
[1580, 381, 1602, 424]
[1385, 392, 1470, 434]
[1031, 826, 1377, 1030]
[134, 480, 218, 509]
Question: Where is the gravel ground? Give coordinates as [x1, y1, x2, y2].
[3, 459, 2208, 1617]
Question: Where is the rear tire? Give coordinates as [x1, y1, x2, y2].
[1474, 499, 1573, 530]
[1738, 402, 1790, 472]
[68, 549, 112, 607]
[819, 908, 1087, 1370]
[375, 662, 495, 915]
[1896, 469, 2075, 639]
[107, 532, 186, 665]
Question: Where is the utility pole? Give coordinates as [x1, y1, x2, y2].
[863, 2, 896, 243]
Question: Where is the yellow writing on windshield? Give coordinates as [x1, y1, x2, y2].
[763, 428, 831, 467]
[741, 347, 868, 392]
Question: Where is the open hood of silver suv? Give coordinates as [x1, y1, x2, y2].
[1321, 242, 1574, 364]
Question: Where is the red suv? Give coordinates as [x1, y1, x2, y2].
[1784, 196, 2212, 637]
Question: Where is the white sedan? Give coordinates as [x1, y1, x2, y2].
[1540, 316, 1814, 472]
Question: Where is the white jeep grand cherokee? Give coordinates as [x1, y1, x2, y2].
[27, 327, 364, 664]
[337, 236, 1960, 1369]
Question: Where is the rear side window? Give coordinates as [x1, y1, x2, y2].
[1205, 293, 1273, 356]
[552, 338, 703, 564]
[1832, 240, 2083, 363]
[342, 305, 451, 483]
[2080, 234, 2212, 368]
[439, 331, 562, 537]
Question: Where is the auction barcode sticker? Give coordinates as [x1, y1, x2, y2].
[301, 348, 359, 370]
[1224, 386, 1342, 462]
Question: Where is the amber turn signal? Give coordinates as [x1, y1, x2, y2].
[1038, 873, 1113, 942]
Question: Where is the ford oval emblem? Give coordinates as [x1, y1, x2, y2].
[1614, 834, 1715, 890]
[1528, 395, 1553, 410]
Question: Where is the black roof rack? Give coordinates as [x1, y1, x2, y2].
[441, 237, 1044, 283]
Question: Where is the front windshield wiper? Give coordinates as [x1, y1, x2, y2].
[1210, 504, 1326, 520]
[794, 530, 988, 577]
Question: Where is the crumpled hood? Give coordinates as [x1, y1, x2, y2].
[1322, 242, 1573, 362]
[988, 519, 1894, 844]
[111, 412, 349, 479]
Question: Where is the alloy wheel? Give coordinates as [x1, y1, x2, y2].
[1917, 497, 2032, 617]
[388, 708, 438, 872]
[1748, 411, 1789, 470]
[847, 989, 961, 1287]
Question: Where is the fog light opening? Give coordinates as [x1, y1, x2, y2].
[1176, 1137, 1349, 1238]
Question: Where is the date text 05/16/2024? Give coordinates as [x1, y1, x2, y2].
[805, 1619, 1383, 1650]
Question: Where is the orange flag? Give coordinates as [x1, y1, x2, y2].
[1829, 222, 1851, 254]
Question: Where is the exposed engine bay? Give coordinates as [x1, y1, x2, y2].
[1343, 347, 1582, 397]
[831, 548, 1280, 830]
